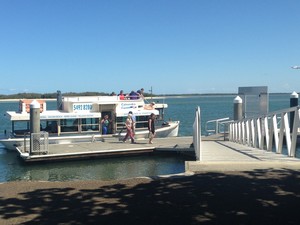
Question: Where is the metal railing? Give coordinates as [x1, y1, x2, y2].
[205, 117, 230, 135]
[229, 106, 300, 157]
[193, 106, 201, 161]
[24, 131, 49, 155]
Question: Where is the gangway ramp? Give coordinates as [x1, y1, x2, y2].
[186, 139, 300, 172]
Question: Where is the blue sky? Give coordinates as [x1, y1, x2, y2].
[0, 0, 300, 95]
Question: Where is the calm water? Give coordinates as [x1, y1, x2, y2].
[0, 94, 292, 182]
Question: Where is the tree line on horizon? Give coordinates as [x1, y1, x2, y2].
[0, 91, 156, 99]
[0, 92, 290, 99]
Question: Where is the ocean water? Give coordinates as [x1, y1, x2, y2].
[0, 94, 292, 182]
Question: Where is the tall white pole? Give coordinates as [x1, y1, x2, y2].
[233, 96, 243, 121]
[30, 100, 40, 154]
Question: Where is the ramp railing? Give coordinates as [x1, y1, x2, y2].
[229, 106, 300, 157]
[205, 117, 230, 135]
[193, 106, 202, 161]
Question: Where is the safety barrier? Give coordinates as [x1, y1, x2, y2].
[193, 106, 201, 161]
[229, 106, 300, 157]
[24, 131, 49, 155]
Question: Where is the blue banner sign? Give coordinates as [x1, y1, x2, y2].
[120, 103, 137, 109]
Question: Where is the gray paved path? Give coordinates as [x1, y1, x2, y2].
[187, 140, 300, 172]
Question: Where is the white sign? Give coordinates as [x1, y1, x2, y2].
[73, 103, 93, 112]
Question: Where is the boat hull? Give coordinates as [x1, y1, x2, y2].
[117, 121, 180, 140]
[0, 121, 180, 151]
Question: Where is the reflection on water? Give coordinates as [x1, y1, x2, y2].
[0, 147, 191, 182]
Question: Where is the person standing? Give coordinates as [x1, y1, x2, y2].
[148, 113, 156, 144]
[101, 115, 110, 135]
[128, 111, 136, 135]
[137, 88, 145, 99]
[129, 90, 139, 100]
[118, 90, 125, 100]
[122, 113, 135, 143]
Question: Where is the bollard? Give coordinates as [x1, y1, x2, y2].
[30, 100, 40, 154]
[233, 96, 243, 121]
[290, 91, 299, 131]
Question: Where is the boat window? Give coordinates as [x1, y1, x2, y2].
[61, 119, 79, 132]
[135, 116, 149, 128]
[115, 115, 150, 131]
[82, 118, 99, 132]
[12, 121, 30, 136]
[43, 121, 58, 133]
[116, 116, 127, 131]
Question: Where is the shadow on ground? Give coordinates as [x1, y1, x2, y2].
[1, 169, 300, 224]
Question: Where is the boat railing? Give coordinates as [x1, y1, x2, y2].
[228, 106, 300, 157]
[23, 131, 49, 154]
[23, 132, 31, 153]
[5, 130, 14, 139]
[205, 117, 231, 136]
[193, 106, 201, 161]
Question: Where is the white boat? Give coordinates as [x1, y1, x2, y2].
[0, 92, 179, 150]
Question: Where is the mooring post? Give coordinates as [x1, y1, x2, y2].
[290, 91, 299, 131]
[30, 100, 40, 155]
[233, 96, 243, 121]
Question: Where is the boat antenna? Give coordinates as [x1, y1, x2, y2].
[144, 86, 153, 104]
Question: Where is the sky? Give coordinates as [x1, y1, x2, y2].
[0, 0, 300, 95]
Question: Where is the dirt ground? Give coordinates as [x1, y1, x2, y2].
[1, 169, 300, 225]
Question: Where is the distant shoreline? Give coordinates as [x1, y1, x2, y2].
[0, 99, 56, 102]
[0, 93, 291, 102]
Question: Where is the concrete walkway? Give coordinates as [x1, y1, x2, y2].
[186, 140, 300, 172]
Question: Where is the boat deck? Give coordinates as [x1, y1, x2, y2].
[17, 136, 194, 162]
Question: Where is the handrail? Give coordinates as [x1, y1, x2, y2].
[193, 106, 201, 161]
[228, 106, 300, 157]
[205, 117, 230, 135]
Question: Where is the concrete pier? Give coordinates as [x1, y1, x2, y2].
[187, 135, 300, 172]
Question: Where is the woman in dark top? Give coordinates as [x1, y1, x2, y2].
[148, 113, 156, 144]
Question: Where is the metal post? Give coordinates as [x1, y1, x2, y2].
[290, 91, 298, 131]
[30, 100, 40, 154]
[233, 96, 243, 121]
